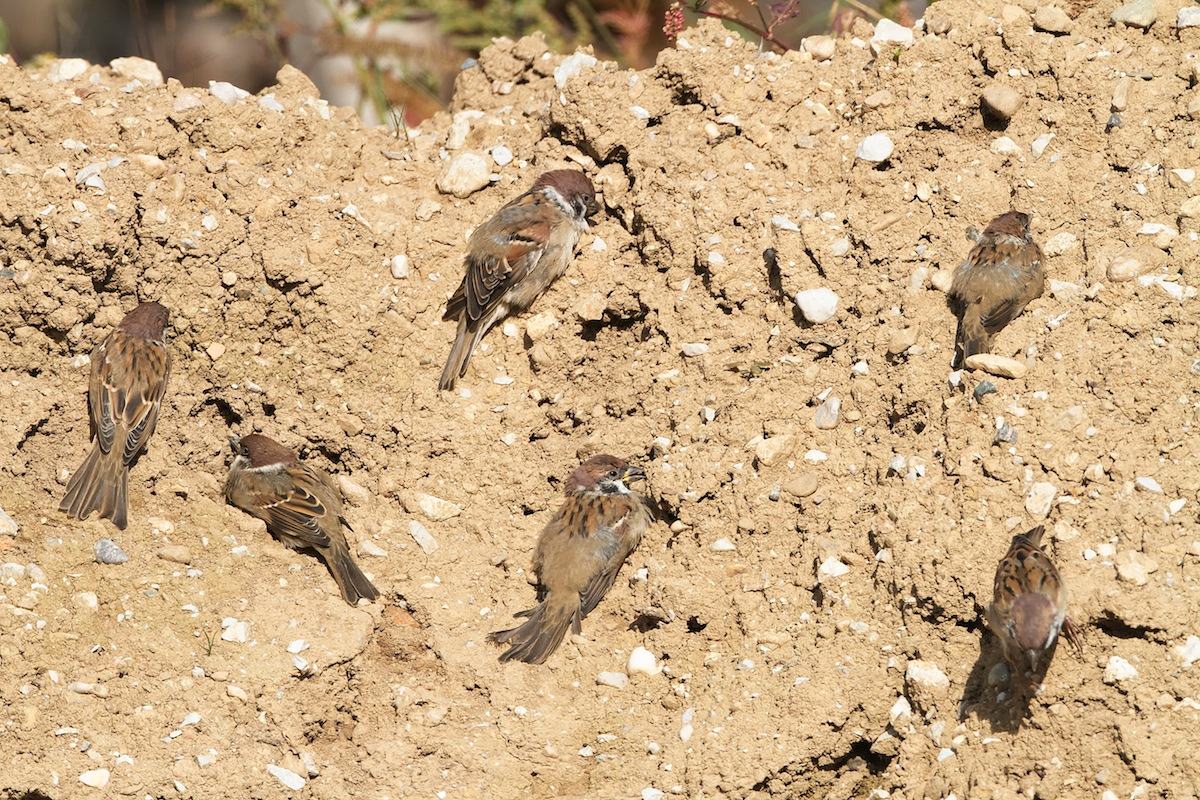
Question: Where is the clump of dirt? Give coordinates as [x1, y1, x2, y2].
[2, 0, 1199, 796]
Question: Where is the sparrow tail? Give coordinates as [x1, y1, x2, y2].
[488, 594, 578, 665]
[438, 318, 488, 391]
[326, 542, 380, 605]
[59, 445, 129, 530]
[953, 312, 989, 369]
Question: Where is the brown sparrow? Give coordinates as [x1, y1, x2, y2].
[224, 434, 380, 606]
[949, 210, 1044, 368]
[439, 169, 599, 390]
[986, 525, 1081, 683]
[60, 301, 171, 530]
[489, 455, 652, 664]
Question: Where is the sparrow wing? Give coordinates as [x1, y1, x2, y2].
[446, 190, 554, 327]
[979, 242, 1042, 334]
[995, 526, 1060, 601]
[247, 464, 337, 550]
[90, 332, 171, 465]
[578, 502, 644, 619]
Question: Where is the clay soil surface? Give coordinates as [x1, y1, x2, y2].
[2, 0, 1200, 797]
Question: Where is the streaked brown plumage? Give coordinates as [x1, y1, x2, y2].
[224, 434, 380, 606]
[60, 301, 171, 530]
[986, 525, 1081, 683]
[489, 455, 652, 664]
[439, 170, 599, 390]
[949, 210, 1044, 368]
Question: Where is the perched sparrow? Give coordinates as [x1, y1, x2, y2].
[60, 301, 171, 530]
[224, 434, 379, 606]
[949, 210, 1044, 368]
[489, 455, 652, 664]
[986, 525, 1081, 683]
[439, 169, 599, 390]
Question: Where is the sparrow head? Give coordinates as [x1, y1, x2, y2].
[534, 169, 599, 222]
[230, 433, 297, 471]
[1010, 592, 1058, 659]
[565, 454, 645, 497]
[983, 210, 1032, 240]
[119, 301, 169, 340]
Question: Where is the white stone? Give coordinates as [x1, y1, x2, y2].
[679, 708, 695, 741]
[710, 538, 736, 552]
[94, 538, 129, 564]
[409, 520, 439, 554]
[772, 214, 800, 232]
[0, 508, 17, 537]
[390, 254, 410, 279]
[906, 660, 949, 691]
[258, 93, 284, 112]
[525, 311, 559, 340]
[436, 152, 490, 198]
[220, 619, 250, 643]
[1169, 498, 1187, 515]
[814, 395, 841, 429]
[287, 639, 309, 654]
[414, 493, 462, 521]
[1103, 656, 1138, 683]
[681, 342, 709, 357]
[359, 539, 388, 558]
[79, 769, 110, 788]
[889, 696, 912, 726]
[597, 671, 629, 689]
[1025, 482, 1057, 519]
[110, 57, 163, 86]
[627, 646, 660, 676]
[795, 287, 839, 323]
[642, 789, 666, 800]
[1031, 133, 1055, 157]
[1108, 254, 1146, 282]
[990, 136, 1021, 155]
[818, 556, 850, 579]
[802, 35, 836, 60]
[1180, 7, 1200, 26]
[754, 435, 793, 467]
[49, 58, 90, 82]
[804, 449, 828, 463]
[74, 591, 99, 611]
[1171, 168, 1196, 185]
[491, 145, 513, 166]
[964, 353, 1027, 378]
[182, 712, 202, 726]
[1135, 476, 1163, 493]
[554, 53, 598, 89]
[1043, 232, 1077, 256]
[208, 80, 250, 104]
[871, 19, 914, 53]
[856, 132, 894, 163]
[1111, 0, 1156, 28]
[266, 764, 306, 790]
[1176, 636, 1200, 667]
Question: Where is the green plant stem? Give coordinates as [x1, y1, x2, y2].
[689, 7, 789, 52]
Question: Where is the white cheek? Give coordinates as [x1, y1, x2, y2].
[612, 480, 630, 495]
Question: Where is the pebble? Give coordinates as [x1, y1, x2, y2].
[987, 662, 1010, 686]
[390, 254, 410, 279]
[856, 132, 894, 163]
[48, 58, 90, 82]
[1103, 656, 1138, 684]
[409, 520, 439, 554]
[359, 539, 387, 557]
[491, 145, 513, 166]
[1180, 7, 1200, 27]
[1170, 168, 1196, 187]
[266, 764, 306, 791]
[1135, 476, 1163, 493]
[905, 660, 950, 700]
[930, 269, 954, 292]
[436, 152, 490, 198]
[754, 435, 793, 467]
[79, 768, 110, 788]
[802, 35, 836, 60]
[597, 671, 629, 689]
[1176, 636, 1200, 667]
[415, 200, 441, 221]
[226, 685, 248, 702]
[887, 326, 919, 354]
[1025, 482, 1057, 519]
[795, 288, 839, 323]
[1115, 551, 1158, 586]
[1043, 232, 1077, 256]
[74, 592, 99, 611]
[553, 52, 598, 89]
[627, 646, 660, 676]
[110, 56, 163, 85]
[258, 93, 284, 112]
[889, 696, 913, 726]
[525, 311, 559, 340]
[220, 619, 250, 643]
[94, 539, 129, 565]
[414, 493, 461, 521]
[0, 507, 17, 536]
[206, 342, 226, 361]
[710, 538, 736, 551]
[642, 789, 665, 800]
[981, 84, 1024, 122]
[1108, 254, 1147, 281]
[817, 556, 850, 579]
[173, 92, 203, 112]
[964, 354, 1026, 378]
[1111, 0, 1156, 28]
[208, 80, 250, 104]
[681, 342, 709, 357]
[1033, 6, 1073, 33]
[1031, 132, 1056, 157]
[157, 545, 192, 564]
[814, 395, 841, 429]
[870, 19, 914, 54]
[679, 708, 695, 741]
[990, 136, 1021, 155]
[575, 294, 607, 320]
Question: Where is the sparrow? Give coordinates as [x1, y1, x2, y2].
[986, 525, 1081, 684]
[224, 434, 380, 606]
[489, 455, 652, 664]
[60, 301, 171, 530]
[438, 169, 599, 390]
[948, 210, 1044, 368]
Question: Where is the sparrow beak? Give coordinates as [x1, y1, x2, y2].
[586, 197, 600, 218]
[621, 464, 646, 483]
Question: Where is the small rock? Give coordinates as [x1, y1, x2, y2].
[1031, 132, 1056, 157]
[990, 136, 1021, 155]
[575, 294, 607, 321]
[1111, 0, 1155, 28]
[415, 200, 441, 221]
[208, 80, 250, 104]
[1135, 476, 1163, 493]
[226, 685, 248, 702]
[359, 539, 387, 558]
[681, 342, 709, 357]
[74, 592, 99, 611]
[1170, 168, 1196, 188]
[803, 35, 836, 60]
[79, 768, 110, 788]
[436, 152, 490, 198]
[596, 671, 629, 689]
[1111, 77, 1130, 112]
[173, 92, 203, 112]
[110, 57, 163, 86]
[642, 789, 666, 800]
[94, 539, 129, 565]
[266, 764, 306, 791]
[206, 342, 226, 361]
[1176, 636, 1200, 668]
[987, 662, 1010, 686]
[258, 93, 284, 112]
[337, 475, 372, 506]
[817, 556, 850, 579]
[754, 435, 793, 467]
[1025, 481, 1057, 519]
[930, 269, 954, 292]
[870, 19, 914, 54]
[795, 288, 839, 323]
[889, 696, 913, 726]
[1108, 254, 1147, 281]
[710, 538, 736, 552]
[0, 507, 17, 537]
[414, 493, 461, 521]
[887, 326, 919, 354]
[1180, 7, 1200, 27]
[220, 619, 250, 643]
[814, 395, 841, 429]
[782, 474, 819, 498]
[157, 545, 192, 565]
[856, 132, 894, 163]
[1103, 656, 1138, 684]
[905, 660, 950, 710]
[491, 145, 513, 166]
[981, 84, 1024, 122]
[1043, 232, 1078, 256]
[964, 354, 1027, 378]
[390, 254, 410, 279]
[1033, 6, 1074, 33]
[524, 311, 559, 341]
[1115, 551, 1158, 586]
[553, 52, 598, 89]
[627, 646, 660, 676]
[409, 520, 439, 554]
